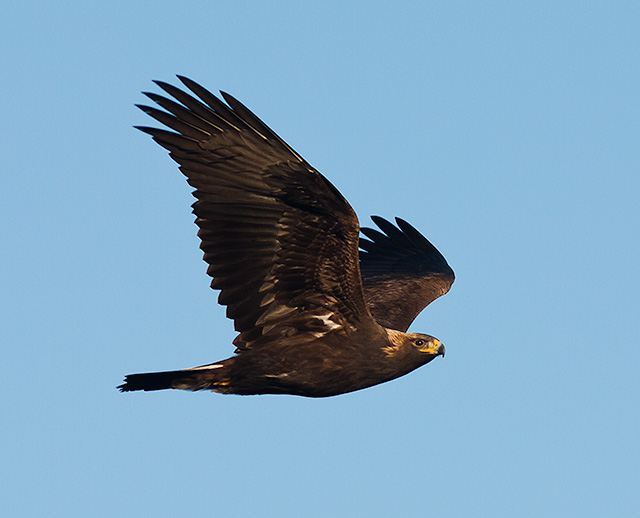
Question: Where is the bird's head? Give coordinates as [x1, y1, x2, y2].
[384, 329, 445, 363]
[406, 333, 445, 358]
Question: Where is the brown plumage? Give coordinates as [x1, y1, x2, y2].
[118, 76, 454, 398]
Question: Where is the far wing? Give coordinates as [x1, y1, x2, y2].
[359, 216, 454, 331]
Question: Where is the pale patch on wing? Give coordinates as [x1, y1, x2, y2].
[187, 363, 224, 371]
[310, 312, 343, 338]
[256, 304, 298, 326]
[264, 372, 291, 379]
[237, 299, 351, 349]
[315, 313, 342, 330]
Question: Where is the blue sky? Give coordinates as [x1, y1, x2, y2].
[2, 1, 639, 516]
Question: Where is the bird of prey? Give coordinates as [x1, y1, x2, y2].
[118, 76, 454, 398]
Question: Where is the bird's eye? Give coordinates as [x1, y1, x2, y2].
[414, 339, 425, 347]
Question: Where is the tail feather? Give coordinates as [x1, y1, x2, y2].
[118, 362, 232, 393]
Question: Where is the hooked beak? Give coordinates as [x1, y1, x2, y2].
[419, 339, 445, 357]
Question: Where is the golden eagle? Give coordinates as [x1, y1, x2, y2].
[119, 77, 454, 397]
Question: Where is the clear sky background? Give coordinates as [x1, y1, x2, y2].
[2, 2, 639, 517]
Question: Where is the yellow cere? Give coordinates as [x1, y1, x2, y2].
[419, 339, 441, 353]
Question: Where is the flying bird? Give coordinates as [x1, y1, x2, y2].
[119, 76, 454, 397]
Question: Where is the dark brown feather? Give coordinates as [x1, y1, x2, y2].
[136, 76, 375, 352]
[359, 216, 454, 331]
[119, 77, 453, 397]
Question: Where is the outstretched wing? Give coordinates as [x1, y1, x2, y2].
[359, 216, 454, 332]
[136, 76, 376, 350]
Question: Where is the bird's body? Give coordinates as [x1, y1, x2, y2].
[122, 327, 441, 398]
[119, 77, 454, 397]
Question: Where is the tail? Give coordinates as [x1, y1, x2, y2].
[118, 361, 234, 393]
